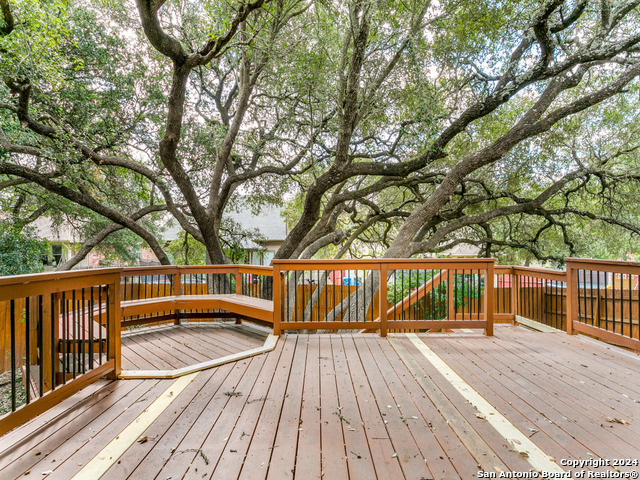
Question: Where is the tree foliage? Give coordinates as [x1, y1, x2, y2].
[0, 225, 48, 275]
[1, 0, 640, 268]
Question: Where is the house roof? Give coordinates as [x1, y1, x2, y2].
[225, 205, 288, 242]
[162, 204, 288, 249]
[33, 217, 81, 243]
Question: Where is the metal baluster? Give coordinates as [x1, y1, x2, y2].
[106, 286, 110, 364]
[612, 272, 617, 333]
[61, 293, 67, 384]
[10, 299, 16, 411]
[50, 294, 56, 390]
[38, 295, 44, 397]
[577, 270, 583, 329]
[628, 274, 633, 339]
[72, 290, 77, 379]
[590, 271, 595, 327]
[25, 297, 30, 404]
[89, 287, 94, 370]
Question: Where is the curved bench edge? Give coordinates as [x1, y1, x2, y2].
[118, 334, 279, 380]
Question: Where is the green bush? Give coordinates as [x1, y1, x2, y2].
[387, 270, 483, 320]
[0, 227, 49, 276]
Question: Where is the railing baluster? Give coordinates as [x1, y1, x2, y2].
[89, 287, 94, 370]
[25, 297, 31, 404]
[10, 299, 16, 412]
[61, 292, 67, 383]
[38, 295, 44, 397]
[50, 293, 56, 390]
[628, 274, 633, 337]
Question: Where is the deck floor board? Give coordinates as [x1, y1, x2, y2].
[0, 379, 158, 479]
[236, 334, 297, 480]
[120, 323, 267, 371]
[3, 325, 640, 480]
[422, 334, 580, 461]
[438, 333, 640, 454]
[424, 328, 640, 472]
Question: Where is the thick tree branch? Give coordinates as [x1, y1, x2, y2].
[0, 162, 172, 264]
[56, 204, 167, 271]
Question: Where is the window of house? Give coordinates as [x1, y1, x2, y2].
[52, 245, 63, 266]
[250, 250, 262, 265]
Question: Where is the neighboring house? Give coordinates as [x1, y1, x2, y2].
[33, 218, 105, 269]
[225, 205, 288, 265]
[436, 243, 482, 258]
[139, 205, 289, 266]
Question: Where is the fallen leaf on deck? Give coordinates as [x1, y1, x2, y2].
[606, 417, 629, 425]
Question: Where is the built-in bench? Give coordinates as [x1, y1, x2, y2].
[120, 294, 274, 324]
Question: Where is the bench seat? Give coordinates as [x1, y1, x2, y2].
[121, 294, 274, 323]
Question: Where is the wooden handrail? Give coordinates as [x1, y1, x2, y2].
[512, 266, 567, 281]
[120, 265, 274, 278]
[272, 258, 495, 270]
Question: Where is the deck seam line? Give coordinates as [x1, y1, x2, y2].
[70, 372, 199, 480]
[405, 333, 566, 475]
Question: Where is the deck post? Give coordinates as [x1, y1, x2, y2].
[272, 264, 281, 335]
[485, 262, 495, 336]
[447, 270, 455, 322]
[235, 268, 243, 324]
[379, 264, 388, 337]
[566, 260, 577, 335]
[107, 273, 121, 379]
[173, 268, 182, 325]
[235, 268, 243, 295]
[510, 268, 518, 324]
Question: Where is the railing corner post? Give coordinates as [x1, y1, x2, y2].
[173, 268, 182, 325]
[379, 264, 388, 337]
[485, 261, 495, 336]
[235, 268, 243, 295]
[107, 274, 122, 379]
[235, 267, 243, 324]
[566, 260, 577, 335]
[272, 264, 281, 335]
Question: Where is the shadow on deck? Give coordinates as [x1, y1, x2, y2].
[1, 324, 639, 480]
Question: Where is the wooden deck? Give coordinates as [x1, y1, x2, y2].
[120, 323, 268, 371]
[1, 325, 639, 479]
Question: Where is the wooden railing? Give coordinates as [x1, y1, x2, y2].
[492, 260, 640, 352]
[0, 269, 120, 435]
[271, 258, 495, 336]
[2, 257, 640, 434]
[566, 258, 640, 351]
[120, 265, 273, 326]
